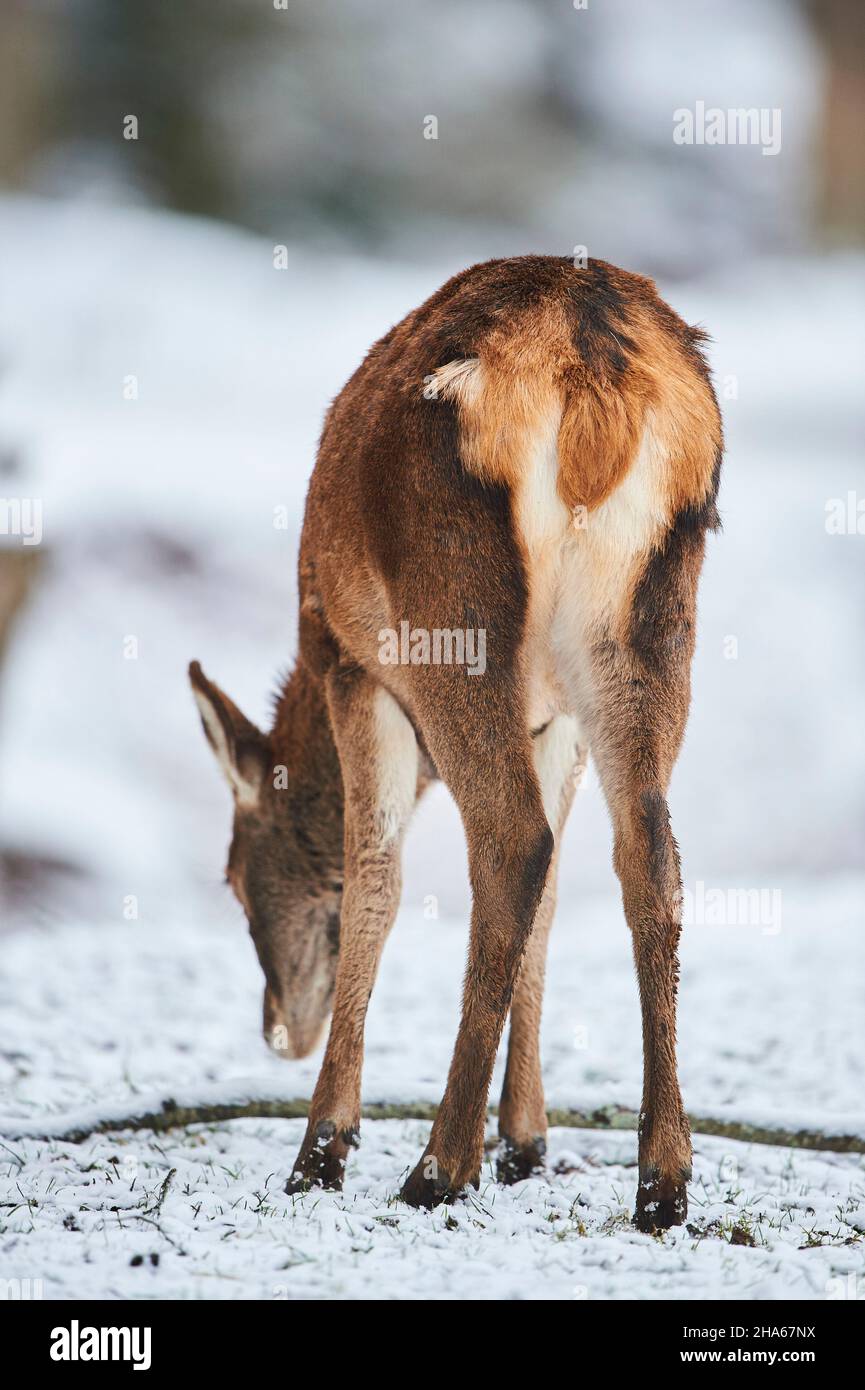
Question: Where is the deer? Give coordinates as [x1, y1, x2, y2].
[189, 255, 722, 1231]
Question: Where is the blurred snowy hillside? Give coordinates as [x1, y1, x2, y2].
[0, 196, 862, 931]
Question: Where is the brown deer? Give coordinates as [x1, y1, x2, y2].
[189, 255, 721, 1231]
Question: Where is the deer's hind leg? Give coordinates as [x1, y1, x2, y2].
[399, 672, 554, 1209]
[497, 714, 585, 1183]
[577, 522, 706, 1232]
[286, 666, 418, 1194]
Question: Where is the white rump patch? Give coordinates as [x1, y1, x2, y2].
[516, 410, 673, 727]
[585, 413, 669, 562]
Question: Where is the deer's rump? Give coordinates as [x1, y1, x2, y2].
[302, 255, 721, 701]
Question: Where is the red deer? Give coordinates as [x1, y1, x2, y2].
[189, 255, 721, 1230]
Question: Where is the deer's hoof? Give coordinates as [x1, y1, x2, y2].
[496, 1135, 546, 1185]
[284, 1120, 356, 1196]
[633, 1168, 689, 1233]
[400, 1158, 452, 1209]
[400, 1155, 479, 1210]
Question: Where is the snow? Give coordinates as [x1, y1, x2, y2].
[3, 1122, 863, 1302]
[0, 196, 863, 1299]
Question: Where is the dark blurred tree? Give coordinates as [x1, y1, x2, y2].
[809, 0, 865, 243]
[0, 0, 268, 218]
[0, 1, 49, 184]
[56, 0, 262, 217]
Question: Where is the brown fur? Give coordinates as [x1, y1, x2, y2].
[189, 255, 722, 1231]
[434, 258, 719, 521]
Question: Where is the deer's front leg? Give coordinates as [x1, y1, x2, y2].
[497, 716, 584, 1183]
[495, 874, 556, 1185]
[286, 672, 418, 1194]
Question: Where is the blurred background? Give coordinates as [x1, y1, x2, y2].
[0, 1, 862, 1123]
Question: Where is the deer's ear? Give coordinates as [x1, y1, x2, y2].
[188, 661, 269, 808]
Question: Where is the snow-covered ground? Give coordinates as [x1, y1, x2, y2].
[0, 197, 862, 1299]
[3, 1121, 863, 1301]
[1, 887, 864, 1300]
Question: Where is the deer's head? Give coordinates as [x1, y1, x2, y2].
[188, 661, 343, 1059]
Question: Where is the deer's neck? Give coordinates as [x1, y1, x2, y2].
[270, 662, 344, 876]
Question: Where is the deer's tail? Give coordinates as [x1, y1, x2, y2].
[432, 259, 721, 539]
